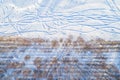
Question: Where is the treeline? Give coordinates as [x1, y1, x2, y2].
[0, 35, 120, 53]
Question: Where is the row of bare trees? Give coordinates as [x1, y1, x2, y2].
[0, 35, 120, 53]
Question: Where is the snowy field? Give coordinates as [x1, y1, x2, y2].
[0, 0, 120, 80]
[0, 42, 120, 80]
[0, 0, 120, 40]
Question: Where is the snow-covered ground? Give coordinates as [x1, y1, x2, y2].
[0, 0, 120, 80]
[0, 0, 120, 40]
[0, 44, 120, 80]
